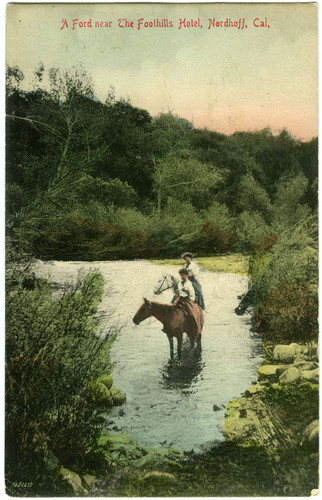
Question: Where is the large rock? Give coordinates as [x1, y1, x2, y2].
[55, 467, 88, 496]
[110, 386, 127, 406]
[90, 380, 113, 407]
[301, 420, 319, 448]
[82, 474, 96, 491]
[258, 364, 279, 379]
[275, 365, 291, 377]
[301, 368, 319, 384]
[293, 361, 319, 371]
[244, 384, 265, 397]
[273, 344, 300, 363]
[279, 367, 301, 384]
[225, 397, 295, 450]
[98, 374, 113, 390]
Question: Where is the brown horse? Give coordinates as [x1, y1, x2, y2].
[133, 298, 204, 360]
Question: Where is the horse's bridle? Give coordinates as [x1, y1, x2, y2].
[154, 275, 172, 295]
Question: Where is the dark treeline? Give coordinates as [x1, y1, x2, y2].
[6, 64, 318, 260]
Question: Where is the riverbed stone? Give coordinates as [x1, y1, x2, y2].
[90, 381, 113, 407]
[55, 467, 88, 496]
[110, 386, 127, 405]
[301, 368, 319, 384]
[258, 364, 279, 379]
[301, 420, 319, 448]
[298, 381, 319, 392]
[98, 374, 113, 390]
[293, 361, 318, 370]
[275, 365, 290, 377]
[279, 367, 300, 384]
[273, 344, 300, 363]
[244, 384, 265, 397]
[82, 474, 96, 491]
[140, 471, 176, 481]
[224, 396, 295, 450]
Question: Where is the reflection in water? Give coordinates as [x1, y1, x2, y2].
[162, 341, 205, 391]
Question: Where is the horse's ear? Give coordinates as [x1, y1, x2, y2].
[143, 297, 148, 303]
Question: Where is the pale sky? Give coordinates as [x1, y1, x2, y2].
[6, 2, 318, 140]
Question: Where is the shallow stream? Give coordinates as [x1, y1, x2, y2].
[31, 259, 264, 453]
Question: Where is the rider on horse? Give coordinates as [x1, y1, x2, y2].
[181, 252, 205, 310]
[174, 268, 203, 335]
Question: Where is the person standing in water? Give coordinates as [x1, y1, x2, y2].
[181, 252, 205, 310]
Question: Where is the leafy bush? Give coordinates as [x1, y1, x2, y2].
[5, 272, 114, 492]
[71, 200, 113, 224]
[272, 174, 311, 231]
[201, 201, 234, 230]
[236, 174, 273, 223]
[146, 199, 203, 250]
[233, 211, 269, 252]
[32, 216, 165, 260]
[251, 216, 318, 304]
[110, 206, 150, 232]
[249, 233, 279, 252]
[192, 221, 234, 254]
[255, 283, 318, 343]
[74, 176, 139, 208]
[248, 253, 271, 278]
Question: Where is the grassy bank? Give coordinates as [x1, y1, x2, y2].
[150, 253, 250, 276]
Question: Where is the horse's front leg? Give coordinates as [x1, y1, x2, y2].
[177, 335, 183, 360]
[167, 335, 174, 360]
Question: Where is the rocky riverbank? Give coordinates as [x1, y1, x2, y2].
[225, 341, 319, 452]
[53, 340, 319, 497]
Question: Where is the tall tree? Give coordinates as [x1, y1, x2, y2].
[152, 152, 222, 213]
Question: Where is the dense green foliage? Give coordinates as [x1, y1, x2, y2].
[5, 271, 116, 495]
[248, 216, 318, 343]
[6, 64, 318, 260]
[255, 283, 318, 343]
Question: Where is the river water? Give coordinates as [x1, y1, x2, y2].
[31, 259, 264, 453]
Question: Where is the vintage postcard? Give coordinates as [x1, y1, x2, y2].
[5, 2, 318, 497]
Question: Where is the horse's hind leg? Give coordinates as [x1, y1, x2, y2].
[196, 333, 202, 350]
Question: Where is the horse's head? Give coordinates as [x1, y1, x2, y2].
[133, 298, 152, 325]
[153, 273, 176, 295]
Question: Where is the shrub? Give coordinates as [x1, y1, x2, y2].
[111, 206, 150, 232]
[255, 283, 318, 343]
[233, 211, 269, 252]
[249, 233, 279, 252]
[248, 253, 271, 277]
[147, 199, 203, 244]
[192, 221, 234, 254]
[5, 272, 114, 493]
[32, 216, 165, 260]
[251, 216, 318, 304]
[201, 201, 234, 230]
